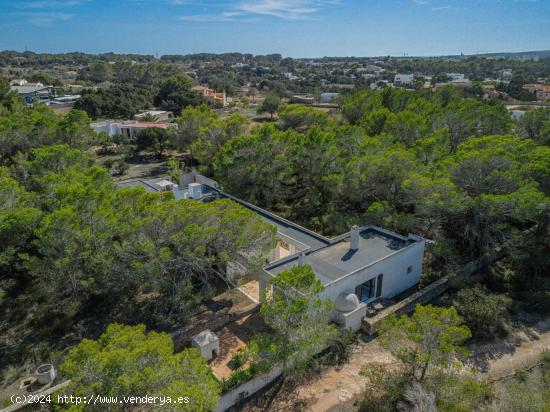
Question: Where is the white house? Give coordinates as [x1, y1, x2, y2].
[115, 173, 426, 333]
[447, 73, 465, 81]
[10, 83, 53, 105]
[394, 74, 414, 86]
[91, 120, 169, 139]
[261, 225, 425, 331]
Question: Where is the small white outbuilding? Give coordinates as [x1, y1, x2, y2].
[191, 330, 219, 361]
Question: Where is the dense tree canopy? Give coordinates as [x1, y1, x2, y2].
[0, 108, 276, 372]
[0, 101, 95, 162]
[250, 265, 337, 375]
[155, 73, 203, 115]
[61, 324, 220, 411]
[207, 88, 548, 284]
[74, 84, 154, 119]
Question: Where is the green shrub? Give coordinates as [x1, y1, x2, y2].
[229, 349, 248, 370]
[514, 369, 529, 382]
[221, 367, 256, 393]
[453, 284, 511, 339]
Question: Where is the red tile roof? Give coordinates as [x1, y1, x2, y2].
[123, 122, 168, 128]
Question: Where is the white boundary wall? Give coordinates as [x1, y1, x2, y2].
[214, 367, 283, 412]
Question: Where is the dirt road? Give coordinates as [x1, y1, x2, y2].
[241, 318, 550, 412]
[473, 318, 550, 380]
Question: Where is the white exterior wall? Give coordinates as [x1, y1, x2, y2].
[319, 240, 425, 304]
[332, 303, 368, 331]
[214, 367, 283, 412]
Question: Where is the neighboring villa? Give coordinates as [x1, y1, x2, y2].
[523, 84, 550, 101]
[91, 120, 170, 139]
[117, 173, 425, 332]
[10, 82, 54, 105]
[193, 85, 227, 107]
[394, 73, 415, 86]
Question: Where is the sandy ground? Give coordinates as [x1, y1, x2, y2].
[299, 338, 394, 412]
[474, 318, 550, 380]
[239, 280, 260, 304]
[240, 336, 395, 412]
[210, 313, 266, 380]
[240, 317, 550, 412]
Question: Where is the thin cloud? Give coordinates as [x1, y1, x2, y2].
[16, 1, 85, 8]
[180, 0, 340, 22]
[25, 12, 75, 26]
[237, 0, 318, 19]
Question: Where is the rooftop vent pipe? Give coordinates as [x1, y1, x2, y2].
[298, 252, 307, 266]
[350, 225, 360, 251]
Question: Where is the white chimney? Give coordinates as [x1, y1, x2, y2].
[350, 225, 360, 251]
[298, 252, 307, 266]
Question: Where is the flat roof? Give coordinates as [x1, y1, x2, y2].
[219, 192, 330, 250]
[116, 177, 217, 201]
[11, 85, 50, 94]
[136, 110, 170, 116]
[117, 177, 166, 192]
[266, 227, 416, 285]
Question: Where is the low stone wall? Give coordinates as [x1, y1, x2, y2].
[363, 277, 450, 334]
[363, 252, 506, 335]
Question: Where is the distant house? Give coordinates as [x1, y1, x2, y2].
[434, 79, 472, 90]
[92, 121, 169, 139]
[10, 79, 28, 86]
[365, 65, 385, 75]
[192, 85, 226, 107]
[522, 84, 550, 101]
[500, 68, 513, 79]
[447, 73, 465, 81]
[291, 95, 315, 105]
[234, 86, 250, 96]
[48, 94, 81, 115]
[394, 74, 414, 86]
[231, 63, 248, 69]
[10, 83, 53, 105]
[134, 110, 174, 123]
[320, 92, 340, 103]
[50, 95, 80, 104]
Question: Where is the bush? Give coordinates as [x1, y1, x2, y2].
[221, 367, 256, 393]
[515, 369, 529, 382]
[229, 349, 248, 370]
[453, 284, 511, 339]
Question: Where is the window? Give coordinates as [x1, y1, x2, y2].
[407, 266, 413, 274]
[355, 278, 376, 302]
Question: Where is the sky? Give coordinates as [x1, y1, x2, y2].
[0, 0, 549, 58]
